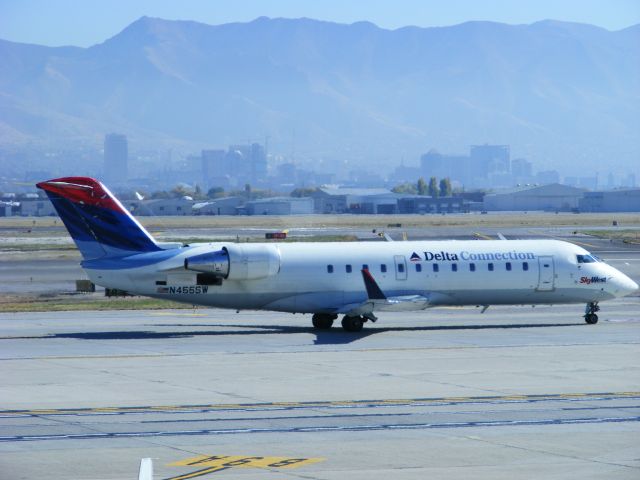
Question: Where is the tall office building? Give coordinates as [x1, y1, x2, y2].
[420, 149, 470, 185]
[511, 158, 533, 180]
[250, 143, 267, 182]
[470, 144, 510, 178]
[104, 134, 128, 184]
[201, 149, 227, 187]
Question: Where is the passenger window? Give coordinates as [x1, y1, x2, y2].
[506, 262, 512, 271]
[433, 264, 439, 272]
[362, 264, 369, 271]
[346, 264, 352, 273]
[327, 265, 334, 273]
[452, 263, 457, 272]
[398, 263, 405, 273]
[523, 262, 529, 271]
[470, 263, 476, 272]
[488, 263, 494, 271]
[415, 264, 422, 272]
[381, 264, 387, 273]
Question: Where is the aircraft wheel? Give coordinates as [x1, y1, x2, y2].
[585, 313, 598, 324]
[341, 315, 364, 332]
[312, 314, 334, 329]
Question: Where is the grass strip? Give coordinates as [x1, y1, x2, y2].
[581, 229, 640, 244]
[0, 297, 200, 313]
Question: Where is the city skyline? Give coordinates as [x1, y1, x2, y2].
[1, 16, 637, 179]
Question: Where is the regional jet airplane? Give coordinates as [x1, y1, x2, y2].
[37, 177, 638, 332]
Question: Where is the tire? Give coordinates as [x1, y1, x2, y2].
[341, 316, 364, 332]
[312, 314, 334, 329]
[585, 313, 598, 325]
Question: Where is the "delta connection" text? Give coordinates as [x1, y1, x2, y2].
[421, 250, 536, 261]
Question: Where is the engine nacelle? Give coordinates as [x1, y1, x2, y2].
[184, 244, 281, 280]
[184, 249, 229, 277]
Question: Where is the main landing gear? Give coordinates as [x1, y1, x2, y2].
[584, 302, 600, 324]
[312, 313, 337, 329]
[311, 313, 372, 332]
[341, 314, 377, 332]
[341, 315, 364, 332]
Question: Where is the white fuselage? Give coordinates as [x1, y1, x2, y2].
[82, 239, 637, 315]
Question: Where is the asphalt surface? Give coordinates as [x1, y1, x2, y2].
[1, 297, 639, 479]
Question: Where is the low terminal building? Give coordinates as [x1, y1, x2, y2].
[192, 197, 243, 215]
[354, 193, 399, 214]
[311, 187, 470, 214]
[19, 199, 57, 216]
[483, 183, 585, 211]
[311, 187, 394, 214]
[397, 195, 470, 214]
[579, 189, 640, 212]
[0, 201, 20, 216]
[130, 197, 195, 216]
[245, 197, 314, 215]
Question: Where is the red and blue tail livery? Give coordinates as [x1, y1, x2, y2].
[36, 177, 160, 259]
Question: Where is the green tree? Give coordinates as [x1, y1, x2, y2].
[391, 182, 417, 194]
[290, 187, 318, 198]
[207, 186, 225, 199]
[439, 177, 452, 197]
[193, 184, 207, 200]
[170, 184, 190, 198]
[417, 177, 427, 195]
[151, 190, 170, 199]
[428, 177, 439, 198]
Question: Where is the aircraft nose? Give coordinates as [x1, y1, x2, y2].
[614, 273, 639, 297]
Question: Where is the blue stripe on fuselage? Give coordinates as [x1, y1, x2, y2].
[81, 247, 186, 270]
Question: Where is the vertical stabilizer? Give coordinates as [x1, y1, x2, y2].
[37, 177, 161, 259]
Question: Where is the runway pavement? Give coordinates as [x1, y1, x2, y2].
[1, 298, 639, 479]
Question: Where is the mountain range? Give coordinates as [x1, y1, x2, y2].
[1, 16, 638, 174]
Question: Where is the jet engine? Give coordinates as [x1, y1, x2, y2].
[184, 244, 281, 280]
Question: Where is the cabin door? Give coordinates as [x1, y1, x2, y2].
[537, 256, 555, 291]
[394, 255, 408, 281]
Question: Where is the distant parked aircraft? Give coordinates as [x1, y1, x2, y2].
[37, 177, 638, 331]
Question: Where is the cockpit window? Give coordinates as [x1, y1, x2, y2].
[577, 254, 598, 264]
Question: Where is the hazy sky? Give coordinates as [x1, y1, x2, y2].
[1, 0, 639, 47]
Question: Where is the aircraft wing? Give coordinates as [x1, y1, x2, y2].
[338, 269, 431, 316]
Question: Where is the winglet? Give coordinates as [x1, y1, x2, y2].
[361, 269, 386, 300]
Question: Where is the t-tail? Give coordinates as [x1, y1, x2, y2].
[37, 177, 161, 259]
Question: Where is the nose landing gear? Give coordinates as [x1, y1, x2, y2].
[584, 302, 600, 324]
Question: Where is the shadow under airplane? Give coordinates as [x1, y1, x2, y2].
[2, 322, 585, 345]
